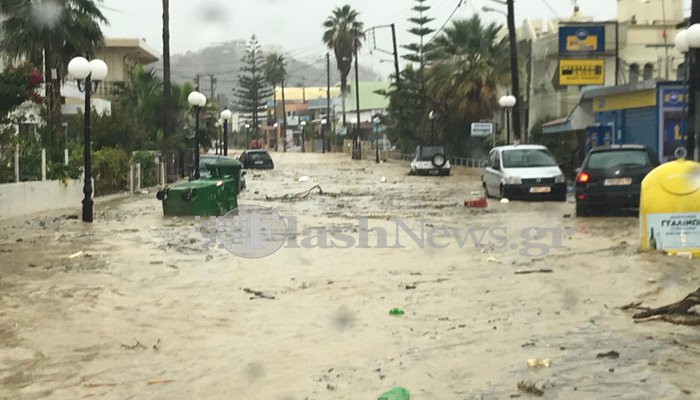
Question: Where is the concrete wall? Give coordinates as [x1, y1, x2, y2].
[0, 179, 84, 220]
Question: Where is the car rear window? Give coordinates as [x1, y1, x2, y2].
[587, 150, 650, 169]
[502, 149, 558, 168]
[419, 146, 444, 159]
[249, 152, 271, 161]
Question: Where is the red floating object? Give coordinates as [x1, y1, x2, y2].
[464, 197, 488, 208]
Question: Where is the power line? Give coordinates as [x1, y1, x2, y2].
[426, 0, 466, 46]
[541, 0, 560, 18]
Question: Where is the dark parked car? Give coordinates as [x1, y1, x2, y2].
[192, 155, 246, 193]
[575, 145, 660, 217]
[239, 149, 274, 169]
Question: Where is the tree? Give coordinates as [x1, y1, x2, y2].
[0, 66, 43, 120]
[402, 0, 436, 68]
[381, 0, 436, 150]
[264, 53, 286, 125]
[0, 0, 107, 151]
[162, 0, 174, 145]
[234, 35, 273, 140]
[426, 15, 509, 154]
[322, 5, 365, 127]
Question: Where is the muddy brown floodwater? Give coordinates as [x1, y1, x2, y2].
[1, 152, 699, 399]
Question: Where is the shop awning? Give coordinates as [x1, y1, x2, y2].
[541, 100, 594, 135]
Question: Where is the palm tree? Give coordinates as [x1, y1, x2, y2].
[322, 4, 365, 127]
[264, 53, 286, 127]
[426, 15, 509, 148]
[0, 0, 106, 150]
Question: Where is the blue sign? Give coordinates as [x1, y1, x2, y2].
[559, 26, 606, 53]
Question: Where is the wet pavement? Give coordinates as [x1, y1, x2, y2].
[0, 152, 698, 399]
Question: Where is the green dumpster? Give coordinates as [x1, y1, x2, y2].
[157, 158, 243, 217]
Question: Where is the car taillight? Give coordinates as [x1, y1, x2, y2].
[576, 172, 590, 183]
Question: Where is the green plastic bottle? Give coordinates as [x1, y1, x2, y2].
[389, 308, 405, 316]
[377, 387, 410, 400]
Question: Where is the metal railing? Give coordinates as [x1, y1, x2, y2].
[388, 151, 488, 168]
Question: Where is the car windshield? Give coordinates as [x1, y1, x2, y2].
[418, 146, 444, 160]
[587, 150, 650, 169]
[502, 149, 558, 168]
[249, 152, 270, 161]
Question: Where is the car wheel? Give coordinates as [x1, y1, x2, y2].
[499, 184, 506, 199]
[483, 181, 492, 198]
[556, 193, 567, 202]
[408, 169, 415, 176]
[575, 203, 589, 217]
[431, 153, 447, 168]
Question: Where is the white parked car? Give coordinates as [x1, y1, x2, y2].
[409, 145, 451, 176]
[482, 144, 567, 201]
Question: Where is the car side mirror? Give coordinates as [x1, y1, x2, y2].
[492, 162, 500, 170]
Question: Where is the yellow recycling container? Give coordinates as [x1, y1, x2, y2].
[640, 154, 700, 257]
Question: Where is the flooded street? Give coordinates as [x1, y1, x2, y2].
[1, 152, 699, 399]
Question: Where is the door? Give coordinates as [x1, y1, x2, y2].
[484, 150, 502, 194]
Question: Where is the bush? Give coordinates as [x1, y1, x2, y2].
[131, 150, 157, 187]
[92, 147, 130, 196]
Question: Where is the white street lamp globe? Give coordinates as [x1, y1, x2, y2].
[188, 91, 203, 106]
[321, 119, 327, 125]
[245, 123, 251, 129]
[68, 57, 91, 80]
[499, 95, 516, 108]
[89, 59, 108, 81]
[429, 111, 435, 120]
[300, 121, 306, 126]
[220, 109, 232, 120]
[197, 93, 207, 107]
[686, 24, 700, 49]
[675, 30, 689, 53]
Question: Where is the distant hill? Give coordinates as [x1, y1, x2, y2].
[149, 40, 382, 108]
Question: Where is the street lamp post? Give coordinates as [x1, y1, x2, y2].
[373, 116, 380, 163]
[499, 95, 517, 145]
[429, 111, 436, 145]
[484, 0, 521, 142]
[67, 56, 108, 223]
[321, 118, 327, 154]
[674, 24, 700, 160]
[215, 119, 222, 155]
[300, 120, 307, 153]
[220, 109, 232, 156]
[187, 91, 207, 179]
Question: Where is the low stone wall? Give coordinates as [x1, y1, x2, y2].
[0, 179, 84, 220]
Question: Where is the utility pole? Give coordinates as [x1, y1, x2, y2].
[506, 0, 522, 142]
[354, 37, 362, 160]
[210, 74, 217, 98]
[390, 23, 401, 89]
[326, 52, 331, 154]
[689, 0, 700, 160]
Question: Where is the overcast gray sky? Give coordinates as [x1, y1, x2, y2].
[100, 0, 690, 77]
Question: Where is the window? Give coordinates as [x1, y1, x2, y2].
[502, 149, 558, 168]
[587, 150, 651, 169]
[643, 63, 654, 80]
[629, 63, 640, 83]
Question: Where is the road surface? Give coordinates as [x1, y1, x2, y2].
[0, 152, 698, 399]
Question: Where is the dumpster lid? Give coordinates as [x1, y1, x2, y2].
[658, 159, 700, 195]
[205, 158, 242, 176]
